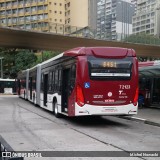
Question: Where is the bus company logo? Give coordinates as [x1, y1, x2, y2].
[2, 152, 11, 158]
[119, 90, 123, 95]
[84, 82, 90, 88]
[108, 92, 112, 97]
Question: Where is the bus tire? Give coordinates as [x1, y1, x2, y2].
[24, 91, 26, 99]
[53, 101, 61, 118]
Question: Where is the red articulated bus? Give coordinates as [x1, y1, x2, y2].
[17, 47, 138, 117]
[139, 60, 160, 106]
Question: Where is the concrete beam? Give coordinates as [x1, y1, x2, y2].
[0, 27, 160, 57]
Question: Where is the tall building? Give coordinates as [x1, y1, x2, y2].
[88, 0, 97, 31]
[132, 0, 160, 37]
[96, 0, 135, 40]
[0, 0, 93, 34]
[131, 0, 137, 5]
[131, 0, 138, 11]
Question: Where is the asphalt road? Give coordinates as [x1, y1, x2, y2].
[0, 95, 160, 160]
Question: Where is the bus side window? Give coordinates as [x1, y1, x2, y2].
[52, 71, 55, 92]
[48, 72, 52, 92]
[58, 70, 62, 93]
[55, 69, 59, 91]
[69, 64, 76, 93]
[41, 74, 44, 91]
[0, 82, 2, 93]
[33, 76, 36, 90]
[24, 78, 26, 88]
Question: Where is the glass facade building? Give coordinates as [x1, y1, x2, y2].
[96, 0, 135, 40]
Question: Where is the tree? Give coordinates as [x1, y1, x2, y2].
[32, 50, 61, 66]
[123, 33, 160, 45]
[138, 56, 160, 62]
[41, 51, 60, 62]
[0, 48, 18, 78]
[123, 34, 160, 62]
[10, 50, 37, 78]
[0, 48, 61, 78]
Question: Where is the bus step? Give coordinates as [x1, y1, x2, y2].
[61, 112, 68, 116]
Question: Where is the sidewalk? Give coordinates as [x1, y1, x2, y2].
[123, 106, 160, 127]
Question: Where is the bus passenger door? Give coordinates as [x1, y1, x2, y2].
[29, 77, 32, 100]
[44, 74, 48, 106]
[152, 78, 160, 104]
[17, 80, 21, 95]
[62, 68, 70, 112]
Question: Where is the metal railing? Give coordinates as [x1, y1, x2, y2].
[0, 20, 160, 46]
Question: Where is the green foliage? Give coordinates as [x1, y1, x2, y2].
[0, 48, 18, 78]
[0, 48, 37, 78]
[32, 51, 61, 66]
[10, 50, 37, 78]
[138, 56, 160, 62]
[0, 48, 60, 78]
[123, 33, 160, 45]
[41, 51, 60, 62]
[123, 34, 160, 62]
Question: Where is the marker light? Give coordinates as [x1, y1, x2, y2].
[133, 87, 139, 106]
[76, 85, 85, 107]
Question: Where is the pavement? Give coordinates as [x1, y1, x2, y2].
[122, 106, 160, 127]
[0, 95, 160, 128]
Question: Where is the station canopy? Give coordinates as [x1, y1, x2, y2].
[138, 61, 160, 77]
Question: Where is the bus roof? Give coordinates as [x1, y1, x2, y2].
[0, 78, 15, 81]
[41, 53, 64, 66]
[64, 47, 136, 57]
[139, 61, 160, 77]
[40, 47, 136, 69]
[29, 64, 39, 71]
[17, 47, 136, 77]
[139, 60, 160, 67]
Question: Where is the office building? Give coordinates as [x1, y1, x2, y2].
[131, 0, 137, 11]
[0, 0, 93, 34]
[131, 0, 137, 6]
[132, 0, 160, 37]
[96, 0, 135, 40]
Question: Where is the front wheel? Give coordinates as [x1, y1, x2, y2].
[53, 101, 61, 118]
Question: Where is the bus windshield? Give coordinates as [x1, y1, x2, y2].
[88, 56, 133, 80]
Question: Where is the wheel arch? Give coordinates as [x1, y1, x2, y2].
[53, 96, 57, 104]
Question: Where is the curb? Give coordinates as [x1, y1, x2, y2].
[119, 116, 160, 127]
[119, 116, 146, 122]
[144, 120, 160, 127]
[148, 106, 160, 109]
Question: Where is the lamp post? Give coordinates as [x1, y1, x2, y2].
[0, 57, 4, 78]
